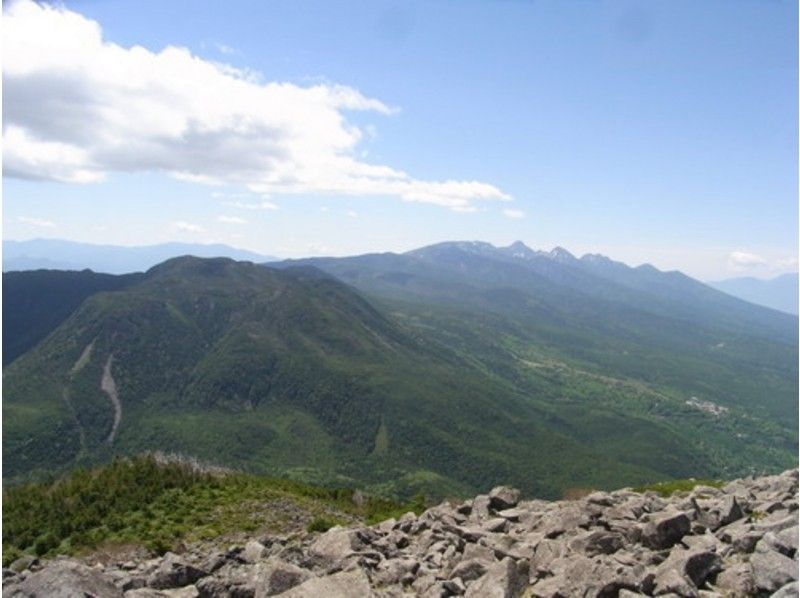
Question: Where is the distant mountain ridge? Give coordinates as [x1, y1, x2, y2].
[709, 272, 798, 315]
[3, 239, 277, 274]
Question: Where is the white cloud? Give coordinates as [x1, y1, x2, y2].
[3, 0, 510, 212]
[214, 42, 239, 56]
[777, 256, 799, 271]
[173, 221, 205, 233]
[320, 206, 330, 212]
[218, 215, 247, 224]
[502, 208, 526, 219]
[18, 216, 56, 228]
[347, 210, 358, 218]
[224, 200, 279, 210]
[727, 251, 767, 270]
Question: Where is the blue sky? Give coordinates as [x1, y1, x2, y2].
[3, 0, 797, 279]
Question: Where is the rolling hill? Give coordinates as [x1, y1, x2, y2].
[3, 246, 797, 499]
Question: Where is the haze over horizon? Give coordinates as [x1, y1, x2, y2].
[3, 0, 798, 280]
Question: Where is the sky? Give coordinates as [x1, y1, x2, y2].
[3, 0, 798, 280]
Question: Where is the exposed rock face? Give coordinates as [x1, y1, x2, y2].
[4, 470, 797, 597]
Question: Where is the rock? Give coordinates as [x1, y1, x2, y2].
[443, 576, 467, 595]
[373, 557, 419, 585]
[569, 530, 624, 556]
[716, 520, 763, 554]
[253, 558, 312, 597]
[278, 568, 372, 598]
[464, 557, 528, 598]
[642, 510, 691, 549]
[462, 543, 496, 562]
[656, 547, 721, 589]
[449, 558, 490, 582]
[4, 560, 124, 598]
[147, 553, 207, 590]
[585, 491, 615, 507]
[757, 530, 798, 558]
[698, 495, 743, 531]
[395, 512, 417, 533]
[772, 581, 800, 597]
[653, 566, 698, 597]
[9, 556, 39, 573]
[471, 496, 491, 521]
[751, 548, 798, 593]
[307, 527, 363, 566]
[754, 514, 798, 535]
[529, 554, 641, 597]
[489, 487, 522, 511]
[498, 508, 528, 522]
[241, 541, 268, 564]
[127, 588, 200, 598]
[483, 517, 510, 533]
[713, 562, 755, 596]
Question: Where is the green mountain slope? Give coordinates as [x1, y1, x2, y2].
[4, 257, 684, 498]
[4, 252, 796, 499]
[276, 241, 797, 423]
[3, 269, 143, 365]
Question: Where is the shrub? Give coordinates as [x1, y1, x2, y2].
[306, 516, 337, 533]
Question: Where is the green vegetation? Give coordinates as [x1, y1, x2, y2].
[2, 269, 142, 366]
[633, 478, 725, 497]
[2, 455, 421, 566]
[306, 516, 339, 533]
[3, 252, 797, 501]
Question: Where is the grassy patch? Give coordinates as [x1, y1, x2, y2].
[633, 478, 724, 497]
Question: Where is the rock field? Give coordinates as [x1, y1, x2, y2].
[4, 470, 798, 597]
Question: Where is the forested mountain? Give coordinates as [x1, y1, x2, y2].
[3, 269, 144, 365]
[3, 245, 797, 499]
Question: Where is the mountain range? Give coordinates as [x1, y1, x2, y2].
[3, 241, 797, 499]
[2, 239, 277, 274]
[708, 272, 798, 316]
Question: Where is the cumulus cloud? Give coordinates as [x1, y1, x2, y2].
[727, 251, 767, 270]
[18, 216, 56, 228]
[503, 208, 526, 219]
[173, 221, 205, 233]
[218, 215, 247, 224]
[3, 0, 511, 212]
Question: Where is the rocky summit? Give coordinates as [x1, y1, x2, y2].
[4, 470, 798, 597]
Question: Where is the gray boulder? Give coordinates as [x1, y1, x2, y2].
[4, 560, 124, 598]
[569, 530, 625, 556]
[713, 562, 755, 596]
[464, 557, 528, 598]
[307, 527, 363, 566]
[751, 549, 798, 593]
[278, 567, 373, 597]
[253, 558, 312, 597]
[147, 553, 207, 590]
[642, 510, 691, 549]
[489, 487, 522, 511]
[772, 581, 800, 597]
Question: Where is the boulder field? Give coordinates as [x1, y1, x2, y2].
[4, 470, 798, 597]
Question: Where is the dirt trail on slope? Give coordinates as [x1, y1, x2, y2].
[100, 355, 122, 444]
